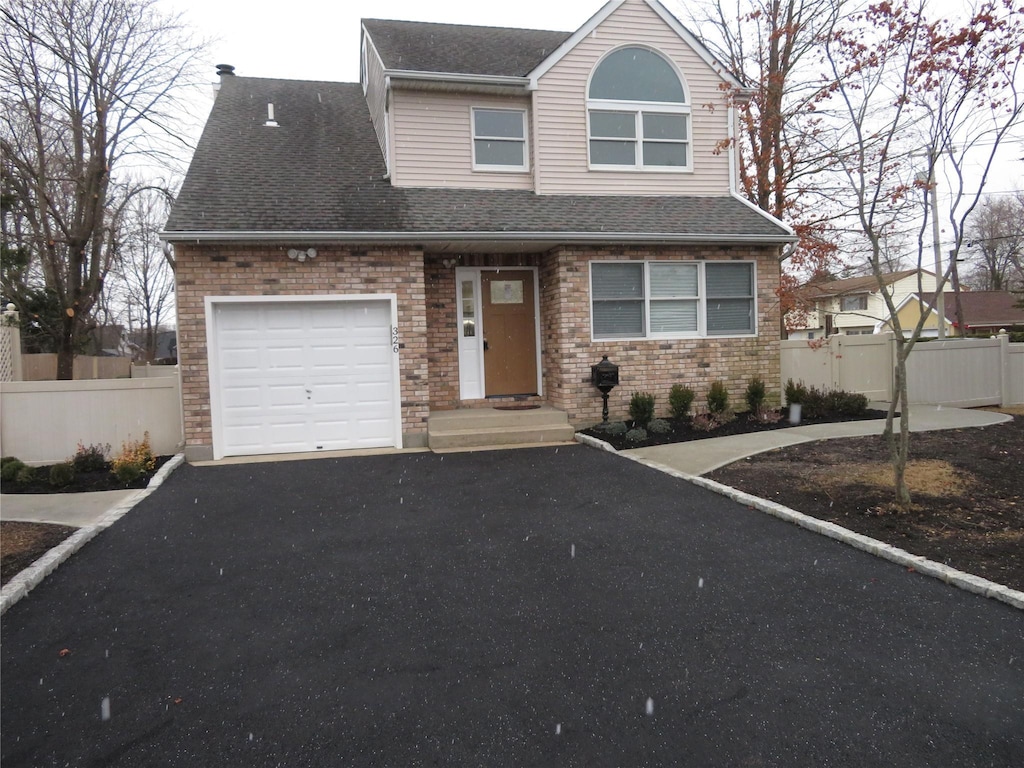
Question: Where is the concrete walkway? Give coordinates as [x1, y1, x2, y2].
[0, 489, 140, 527]
[623, 404, 1012, 477]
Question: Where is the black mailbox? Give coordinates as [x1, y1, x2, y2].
[591, 355, 619, 422]
[591, 355, 619, 391]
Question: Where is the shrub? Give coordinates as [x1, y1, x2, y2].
[624, 427, 648, 443]
[73, 442, 110, 473]
[48, 462, 76, 488]
[706, 381, 729, 415]
[628, 392, 656, 426]
[1, 456, 19, 467]
[825, 389, 869, 417]
[594, 421, 627, 436]
[16, 466, 36, 484]
[785, 379, 809, 405]
[745, 377, 767, 413]
[1, 459, 26, 483]
[750, 405, 782, 425]
[668, 384, 695, 419]
[110, 432, 156, 485]
[691, 413, 721, 432]
[648, 418, 671, 435]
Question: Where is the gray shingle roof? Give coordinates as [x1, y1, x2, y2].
[362, 19, 571, 77]
[165, 76, 791, 242]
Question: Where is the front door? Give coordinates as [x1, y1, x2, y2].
[481, 270, 538, 396]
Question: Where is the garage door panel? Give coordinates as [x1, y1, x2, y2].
[213, 299, 397, 457]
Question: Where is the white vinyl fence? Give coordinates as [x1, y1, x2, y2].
[781, 332, 1022, 407]
[0, 376, 183, 465]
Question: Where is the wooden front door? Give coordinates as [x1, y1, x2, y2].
[481, 270, 538, 396]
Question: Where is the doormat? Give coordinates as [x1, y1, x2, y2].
[494, 405, 542, 411]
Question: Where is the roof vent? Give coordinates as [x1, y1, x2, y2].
[264, 103, 279, 127]
[216, 64, 235, 77]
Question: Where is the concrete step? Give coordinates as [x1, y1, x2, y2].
[427, 406, 575, 450]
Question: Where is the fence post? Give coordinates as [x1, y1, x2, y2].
[1, 305, 23, 382]
[998, 330, 1010, 407]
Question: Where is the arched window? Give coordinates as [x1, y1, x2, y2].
[587, 47, 690, 170]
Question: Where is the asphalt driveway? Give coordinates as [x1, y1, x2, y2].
[2, 446, 1022, 766]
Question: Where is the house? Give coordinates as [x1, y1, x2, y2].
[885, 290, 1024, 337]
[162, 0, 794, 462]
[786, 270, 938, 339]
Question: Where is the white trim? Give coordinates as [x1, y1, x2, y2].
[471, 107, 530, 172]
[729, 191, 796, 237]
[527, 0, 743, 90]
[384, 69, 529, 88]
[163, 229, 797, 244]
[455, 266, 543, 399]
[204, 294, 403, 461]
[455, 268, 485, 399]
[588, 260, 759, 342]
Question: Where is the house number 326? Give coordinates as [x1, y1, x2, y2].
[392, 326, 399, 353]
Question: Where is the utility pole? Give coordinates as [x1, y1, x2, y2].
[928, 151, 945, 339]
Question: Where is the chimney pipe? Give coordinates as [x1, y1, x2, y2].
[216, 64, 236, 77]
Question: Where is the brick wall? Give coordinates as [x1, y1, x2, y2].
[540, 245, 782, 426]
[174, 244, 428, 459]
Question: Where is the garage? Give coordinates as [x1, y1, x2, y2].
[207, 296, 401, 459]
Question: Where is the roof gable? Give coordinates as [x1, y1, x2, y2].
[527, 0, 743, 89]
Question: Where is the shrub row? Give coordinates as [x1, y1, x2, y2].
[1, 433, 156, 488]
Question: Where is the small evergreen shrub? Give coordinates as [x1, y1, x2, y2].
[648, 418, 671, 435]
[785, 379, 809, 405]
[595, 421, 627, 436]
[624, 427, 648, 443]
[16, 466, 36, 484]
[110, 432, 156, 485]
[706, 381, 729, 415]
[668, 384, 695, 419]
[48, 462, 76, 488]
[1, 459, 26, 483]
[628, 392, 656, 426]
[1, 456, 19, 468]
[825, 389, 869, 416]
[73, 442, 110, 473]
[745, 377, 767, 413]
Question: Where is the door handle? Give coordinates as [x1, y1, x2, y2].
[483, 338, 489, 351]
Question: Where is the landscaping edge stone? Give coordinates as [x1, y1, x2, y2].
[0, 454, 186, 616]
[574, 433, 1024, 611]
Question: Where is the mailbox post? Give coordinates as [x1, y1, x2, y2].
[590, 355, 619, 423]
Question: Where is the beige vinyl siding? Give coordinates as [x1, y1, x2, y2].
[364, 33, 389, 168]
[390, 91, 534, 190]
[535, 0, 731, 195]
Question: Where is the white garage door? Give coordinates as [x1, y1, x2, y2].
[211, 299, 398, 458]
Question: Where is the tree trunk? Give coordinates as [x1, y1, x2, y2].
[888, 352, 912, 509]
[56, 312, 76, 380]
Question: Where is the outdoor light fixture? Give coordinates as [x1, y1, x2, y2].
[287, 248, 317, 262]
[591, 355, 619, 423]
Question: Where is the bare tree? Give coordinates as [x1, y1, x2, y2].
[0, 0, 202, 378]
[107, 187, 176, 361]
[963, 192, 1024, 291]
[820, 0, 1024, 508]
[690, 0, 848, 314]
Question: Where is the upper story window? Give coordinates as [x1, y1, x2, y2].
[840, 294, 868, 311]
[587, 47, 691, 171]
[472, 108, 528, 171]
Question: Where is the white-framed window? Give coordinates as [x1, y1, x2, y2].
[840, 294, 868, 311]
[586, 46, 691, 171]
[590, 261, 756, 340]
[471, 108, 528, 171]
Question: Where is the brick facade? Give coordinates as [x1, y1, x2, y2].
[175, 244, 429, 460]
[176, 242, 780, 459]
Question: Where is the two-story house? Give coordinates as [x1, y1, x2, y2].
[163, 0, 794, 462]
[786, 270, 940, 340]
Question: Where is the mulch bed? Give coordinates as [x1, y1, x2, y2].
[707, 416, 1024, 591]
[580, 408, 890, 451]
[1, 521, 78, 586]
[1, 456, 172, 495]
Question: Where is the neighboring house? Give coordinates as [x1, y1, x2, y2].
[162, 0, 794, 462]
[786, 270, 938, 340]
[88, 325, 142, 359]
[885, 290, 1024, 337]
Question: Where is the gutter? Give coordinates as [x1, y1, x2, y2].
[160, 230, 798, 245]
[383, 69, 530, 88]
